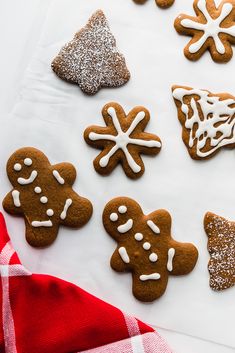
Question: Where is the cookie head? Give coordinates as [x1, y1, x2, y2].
[103, 197, 198, 301]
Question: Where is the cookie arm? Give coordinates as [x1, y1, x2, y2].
[2, 191, 23, 215]
[52, 163, 76, 185]
[110, 247, 128, 273]
[168, 240, 198, 276]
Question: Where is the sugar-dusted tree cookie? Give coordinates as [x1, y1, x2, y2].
[3, 147, 93, 247]
[174, 0, 235, 62]
[204, 212, 235, 291]
[172, 85, 235, 160]
[84, 102, 162, 179]
[133, 0, 174, 8]
[103, 197, 198, 302]
[51, 10, 130, 95]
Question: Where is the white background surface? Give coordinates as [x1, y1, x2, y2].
[0, 1, 235, 352]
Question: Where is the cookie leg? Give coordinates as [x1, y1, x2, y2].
[25, 220, 59, 247]
[132, 272, 168, 302]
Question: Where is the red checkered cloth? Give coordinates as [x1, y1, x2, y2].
[0, 213, 173, 353]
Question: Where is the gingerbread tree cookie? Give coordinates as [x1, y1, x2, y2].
[3, 147, 93, 247]
[84, 102, 162, 179]
[172, 85, 235, 160]
[133, 0, 174, 8]
[174, 0, 235, 62]
[204, 212, 235, 291]
[51, 10, 130, 95]
[103, 197, 198, 302]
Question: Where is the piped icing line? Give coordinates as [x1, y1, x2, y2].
[89, 106, 161, 173]
[118, 247, 130, 264]
[60, 198, 72, 220]
[167, 248, 175, 272]
[117, 219, 133, 233]
[180, 0, 235, 55]
[31, 220, 53, 227]
[52, 170, 65, 185]
[147, 220, 160, 234]
[17, 170, 38, 185]
[12, 190, 21, 207]
[173, 87, 235, 158]
[139, 273, 161, 281]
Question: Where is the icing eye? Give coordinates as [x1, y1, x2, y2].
[46, 209, 54, 217]
[118, 205, 127, 214]
[14, 163, 22, 171]
[143, 242, 151, 250]
[24, 158, 33, 166]
[134, 233, 143, 241]
[40, 196, 48, 204]
[110, 213, 118, 222]
[34, 187, 42, 194]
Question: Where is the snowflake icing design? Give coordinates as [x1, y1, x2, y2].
[175, 0, 235, 61]
[85, 104, 162, 178]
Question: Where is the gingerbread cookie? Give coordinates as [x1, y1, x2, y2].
[3, 147, 93, 247]
[133, 0, 174, 8]
[172, 85, 235, 160]
[174, 0, 235, 62]
[204, 212, 235, 291]
[103, 197, 198, 302]
[84, 103, 162, 179]
[51, 10, 130, 95]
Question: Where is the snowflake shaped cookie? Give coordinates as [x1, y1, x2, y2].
[204, 212, 235, 291]
[172, 85, 235, 160]
[84, 103, 162, 179]
[103, 197, 198, 302]
[174, 0, 235, 62]
[133, 0, 175, 8]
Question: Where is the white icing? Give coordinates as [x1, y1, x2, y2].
[118, 247, 130, 263]
[14, 163, 22, 171]
[110, 213, 118, 222]
[118, 205, 127, 214]
[34, 187, 42, 194]
[134, 233, 143, 241]
[60, 198, 72, 220]
[149, 253, 158, 263]
[24, 158, 32, 166]
[46, 209, 54, 217]
[167, 248, 175, 272]
[89, 106, 161, 173]
[117, 219, 133, 233]
[40, 196, 48, 204]
[52, 170, 65, 185]
[140, 273, 161, 281]
[143, 242, 151, 250]
[17, 170, 38, 185]
[173, 87, 235, 157]
[31, 220, 53, 227]
[12, 190, 21, 207]
[180, 0, 235, 55]
[147, 220, 160, 234]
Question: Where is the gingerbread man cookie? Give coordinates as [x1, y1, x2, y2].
[204, 212, 235, 291]
[133, 0, 174, 8]
[172, 85, 235, 160]
[51, 10, 130, 95]
[3, 147, 93, 247]
[103, 197, 198, 302]
[174, 0, 235, 62]
[84, 103, 162, 179]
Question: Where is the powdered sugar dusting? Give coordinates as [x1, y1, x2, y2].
[205, 213, 235, 291]
[51, 10, 130, 95]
